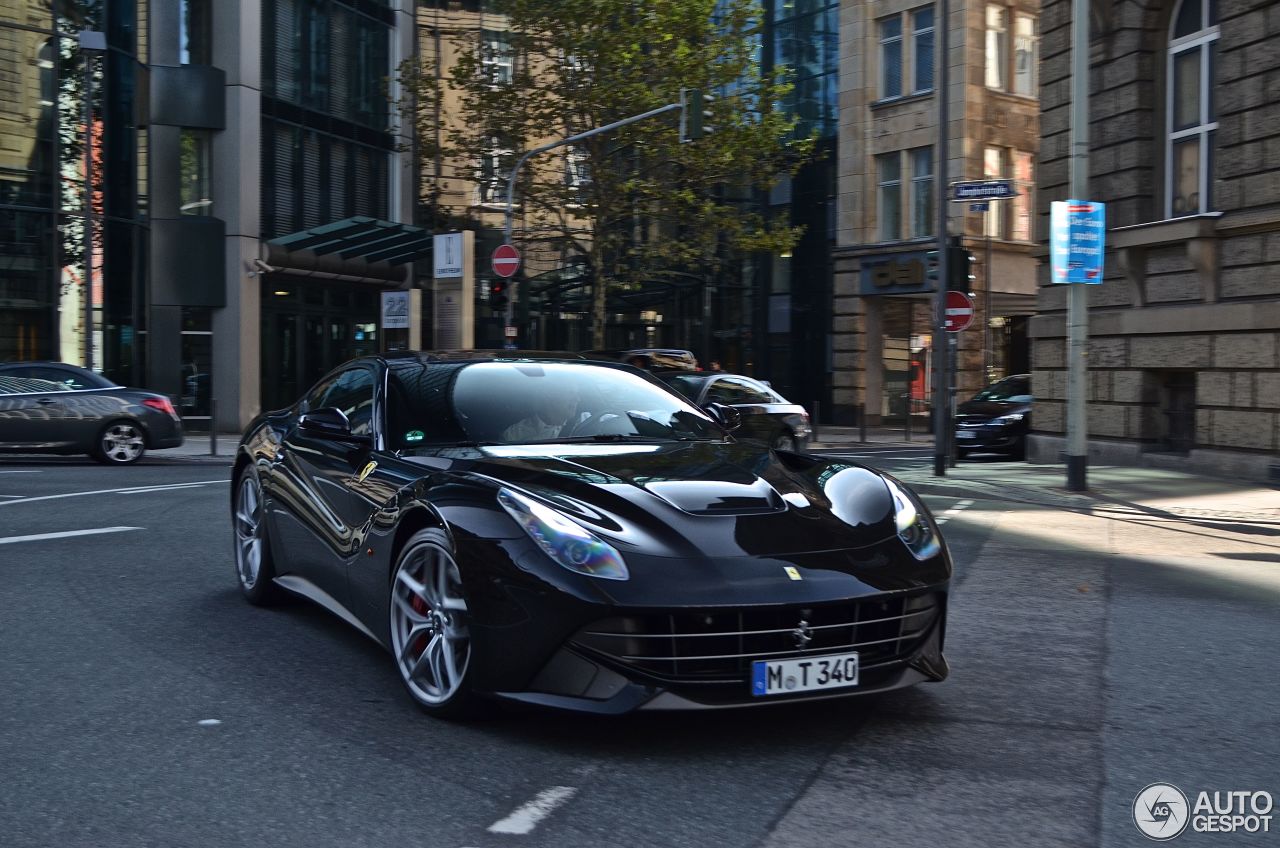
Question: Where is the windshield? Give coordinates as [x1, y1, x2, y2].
[386, 360, 724, 449]
[971, 376, 1032, 403]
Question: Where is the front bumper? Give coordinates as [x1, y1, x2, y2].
[954, 425, 1021, 451]
[488, 587, 948, 714]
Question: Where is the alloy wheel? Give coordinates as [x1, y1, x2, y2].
[101, 422, 144, 463]
[390, 545, 471, 706]
[234, 474, 264, 589]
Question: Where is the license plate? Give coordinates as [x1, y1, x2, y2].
[751, 651, 859, 696]
[956, 430, 977, 439]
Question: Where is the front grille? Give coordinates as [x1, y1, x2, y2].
[571, 594, 940, 683]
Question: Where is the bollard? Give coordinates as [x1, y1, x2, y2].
[858, 404, 867, 444]
[210, 398, 217, 457]
[809, 401, 820, 443]
[903, 394, 912, 442]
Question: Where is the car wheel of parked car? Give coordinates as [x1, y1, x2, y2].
[92, 420, 146, 465]
[771, 431, 798, 452]
[234, 467, 284, 606]
[389, 528, 481, 719]
[956, 448, 970, 460]
[1011, 437, 1027, 461]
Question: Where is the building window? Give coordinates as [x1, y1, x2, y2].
[1011, 150, 1033, 241]
[879, 17, 903, 99]
[985, 5, 1007, 90]
[912, 7, 934, 93]
[879, 6, 933, 99]
[180, 0, 212, 65]
[1013, 14, 1038, 96]
[1167, 0, 1218, 217]
[179, 129, 212, 215]
[565, 149, 590, 205]
[910, 146, 933, 238]
[482, 29, 513, 86]
[983, 146, 1005, 238]
[477, 139, 516, 206]
[878, 152, 902, 241]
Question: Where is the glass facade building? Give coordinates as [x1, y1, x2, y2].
[1, 0, 147, 383]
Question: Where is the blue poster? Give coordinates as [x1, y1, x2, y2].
[1050, 200, 1106, 284]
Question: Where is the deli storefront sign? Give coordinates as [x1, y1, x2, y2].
[858, 252, 936, 296]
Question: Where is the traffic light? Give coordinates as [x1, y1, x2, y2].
[489, 280, 508, 312]
[926, 250, 940, 286]
[947, 246, 976, 292]
[680, 87, 714, 142]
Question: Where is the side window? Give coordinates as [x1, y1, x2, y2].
[314, 367, 376, 436]
[705, 378, 745, 405]
[730, 378, 779, 405]
[24, 367, 89, 390]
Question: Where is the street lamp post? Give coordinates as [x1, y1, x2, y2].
[79, 30, 106, 372]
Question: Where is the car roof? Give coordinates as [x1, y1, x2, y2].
[383, 350, 589, 366]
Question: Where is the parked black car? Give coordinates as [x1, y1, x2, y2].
[231, 352, 950, 718]
[954, 374, 1033, 459]
[0, 361, 184, 464]
[583, 348, 699, 371]
[655, 370, 811, 451]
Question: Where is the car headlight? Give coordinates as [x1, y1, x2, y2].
[498, 488, 629, 580]
[992, 412, 1025, 424]
[883, 478, 941, 561]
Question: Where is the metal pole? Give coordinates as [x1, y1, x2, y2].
[82, 52, 94, 372]
[984, 225, 993, 382]
[1066, 0, 1090, 491]
[210, 397, 217, 456]
[931, 0, 951, 477]
[859, 403, 867, 443]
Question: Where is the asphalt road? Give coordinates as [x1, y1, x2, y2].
[1, 456, 1276, 847]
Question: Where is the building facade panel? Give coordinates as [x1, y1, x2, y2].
[1030, 0, 1280, 475]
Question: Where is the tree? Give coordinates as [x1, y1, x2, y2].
[403, 0, 815, 348]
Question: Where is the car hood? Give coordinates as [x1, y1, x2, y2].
[956, 400, 1031, 419]
[420, 440, 901, 559]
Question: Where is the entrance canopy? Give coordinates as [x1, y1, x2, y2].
[268, 216, 431, 268]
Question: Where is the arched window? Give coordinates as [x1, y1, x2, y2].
[1166, 0, 1218, 217]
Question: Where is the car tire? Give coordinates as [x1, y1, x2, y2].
[956, 448, 970, 460]
[92, 419, 147, 465]
[389, 528, 483, 720]
[1011, 437, 1027, 461]
[233, 465, 285, 606]
[771, 431, 798, 452]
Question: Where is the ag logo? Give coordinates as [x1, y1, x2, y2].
[1133, 783, 1190, 840]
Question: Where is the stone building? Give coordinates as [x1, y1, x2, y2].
[1030, 0, 1280, 479]
[833, 0, 1041, 426]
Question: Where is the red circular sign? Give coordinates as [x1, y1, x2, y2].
[492, 244, 521, 278]
[945, 290, 975, 332]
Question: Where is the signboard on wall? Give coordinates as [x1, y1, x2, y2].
[433, 232, 464, 279]
[381, 290, 410, 329]
[858, 251, 935, 296]
[1049, 199, 1106, 284]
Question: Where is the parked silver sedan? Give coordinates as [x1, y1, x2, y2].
[0, 362, 184, 464]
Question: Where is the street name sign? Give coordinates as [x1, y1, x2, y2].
[1050, 199, 1106, 284]
[492, 244, 521, 278]
[944, 290, 975, 332]
[951, 180, 1016, 201]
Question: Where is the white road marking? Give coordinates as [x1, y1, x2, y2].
[0, 526, 142, 545]
[0, 470, 43, 474]
[197, 719, 222, 727]
[487, 786, 578, 835]
[0, 495, 25, 499]
[0, 479, 226, 508]
[934, 499, 975, 526]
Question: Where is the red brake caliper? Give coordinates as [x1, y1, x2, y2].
[411, 593, 430, 657]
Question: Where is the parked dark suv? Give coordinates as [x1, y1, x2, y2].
[954, 374, 1032, 460]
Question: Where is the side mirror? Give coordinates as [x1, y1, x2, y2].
[704, 402, 742, 432]
[299, 407, 370, 443]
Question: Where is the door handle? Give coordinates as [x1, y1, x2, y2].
[36, 398, 58, 405]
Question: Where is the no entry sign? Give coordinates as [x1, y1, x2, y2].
[945, 290, 975, 332]
[492, 244, 521, 278]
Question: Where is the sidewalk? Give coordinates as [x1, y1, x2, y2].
[811, 424, 1279, 521]
[156, 433, 240, 464]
